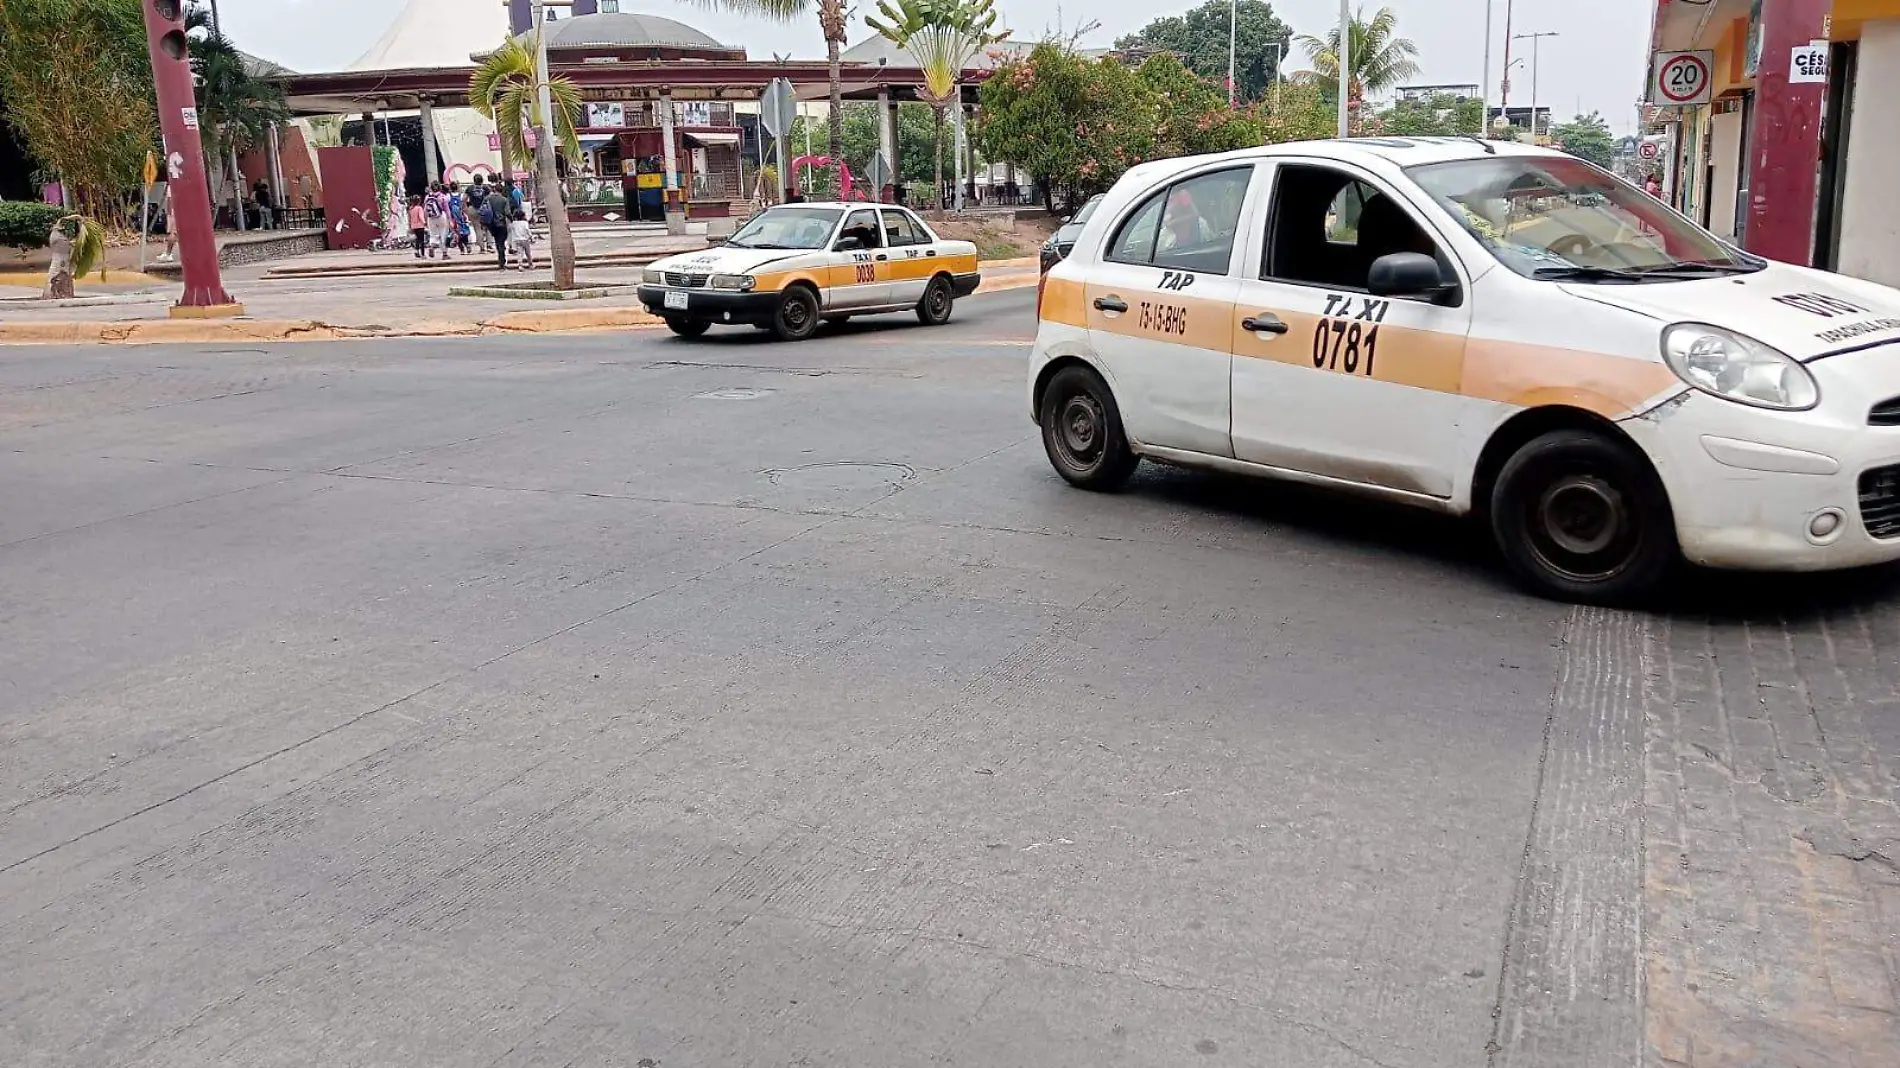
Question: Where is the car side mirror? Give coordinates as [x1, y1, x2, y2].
[1368, 252, 1453, 301]
[834, 235, 863, 251]
[1060, 214, 1072, 224]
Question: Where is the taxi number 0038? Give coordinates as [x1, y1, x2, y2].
[1138, 300, 1187, 336]
[851, 252, 875, 285]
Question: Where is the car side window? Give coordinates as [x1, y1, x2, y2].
[1265, 164, 1445, 292]
[1105, 167, 1252, 275]
[840, 209, 883, 249]
[882, 209, 924, 246]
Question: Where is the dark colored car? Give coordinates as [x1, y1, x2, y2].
[1039, 194, 1106, 273]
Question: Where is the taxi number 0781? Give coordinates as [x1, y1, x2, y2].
[1138, 300, 1187, 336]
[1312, 319, 1379, 375]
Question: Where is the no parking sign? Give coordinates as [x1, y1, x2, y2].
[1650, 50, 1714, 107]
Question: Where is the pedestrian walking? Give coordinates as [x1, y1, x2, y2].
[157, 183, 177, 263]
[448, 182, 470, 255]
[467, 178, 493, 255]
[480, 190, 510, 269]
[507, 208, 534, 271]
[424, 182, 452, 258]
[407, 194, 428, 258]
[252, 178, 274, 230]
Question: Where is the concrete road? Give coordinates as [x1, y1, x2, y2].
[2, 291, 1895, 1068]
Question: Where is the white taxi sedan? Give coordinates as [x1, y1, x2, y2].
[1031, 137, 1900, 603]
[639, 202, 981, 341]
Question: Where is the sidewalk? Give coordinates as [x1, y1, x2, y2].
[0, 255, 1042, 346]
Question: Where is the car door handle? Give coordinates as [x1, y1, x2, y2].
[1242, 312, 1289, 335]
[926, 249, 938, 257]
[875, 253, 888, 261]
[1093, 296, 1129, 313]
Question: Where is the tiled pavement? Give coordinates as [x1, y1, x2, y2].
[1643, 602, 1900, 1067]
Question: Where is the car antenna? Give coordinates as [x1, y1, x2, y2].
[1458, 133, 1497, 155]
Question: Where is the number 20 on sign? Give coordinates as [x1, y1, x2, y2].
[1650, 50, 1714, 107]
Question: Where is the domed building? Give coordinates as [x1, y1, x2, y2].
[276, 1, 1000, 230]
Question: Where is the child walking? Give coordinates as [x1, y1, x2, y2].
[407, 195, 427, 257]
[507, 208, 534, 271]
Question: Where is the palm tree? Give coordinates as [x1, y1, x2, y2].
[866, 0, 1006, 214]
[188, 10, 288, 230]
[1296, 6, 1420, 120]
[470, 33, 582, 286]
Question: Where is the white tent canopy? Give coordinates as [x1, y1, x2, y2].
[349, 0, 513, 177]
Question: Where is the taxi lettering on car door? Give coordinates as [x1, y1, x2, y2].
[1227, 161, 1476, 498]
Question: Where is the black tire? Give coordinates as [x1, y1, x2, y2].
[916, 274, 954, 325]
[1039, 364, 1138, 490]
[1489, 429, 1678, 605]
[665, 317, 709, 338]
[771, 285, 820, 342]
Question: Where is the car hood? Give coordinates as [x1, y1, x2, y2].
[1562, 260, 1900, 361]
[650, 245, 819, 275]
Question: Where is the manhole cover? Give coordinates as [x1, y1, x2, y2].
[765, 461, 916, 492]
[697, 387, 773, 400]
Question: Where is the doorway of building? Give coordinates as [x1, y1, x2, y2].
[1814, 41, 1859, 271]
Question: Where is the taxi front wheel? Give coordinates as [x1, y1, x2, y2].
[772, 286, 821, 342]
[1490, 430, 1678, 605]
[1040, 365, 1137, 490]
[916, 275, 954, 325]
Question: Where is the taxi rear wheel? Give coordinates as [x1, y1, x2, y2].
[772, 285, 821, 342]
[1040, 365, 1137, 490]
[665, 317, 709, 338]
[1490, 430, 1677, 605]
[916, 275, 954, 325]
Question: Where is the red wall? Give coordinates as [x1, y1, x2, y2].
[318, 146, 379, 250]
[238, 125, 325, 210]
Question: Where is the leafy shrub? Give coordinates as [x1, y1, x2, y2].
[0, 201, 66, 249]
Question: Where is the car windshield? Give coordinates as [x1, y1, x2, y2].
[1071, 195, 1104, 226]
[1406, 155, 1763, 281]
[727, 206, 844, 250]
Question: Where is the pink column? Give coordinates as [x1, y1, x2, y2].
[1740, 0, 1832, 264]
[140, 0, 238, 314]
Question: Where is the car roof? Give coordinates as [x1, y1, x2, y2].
[770, 201, 909, 211]
[1118, 136, 1568, 182]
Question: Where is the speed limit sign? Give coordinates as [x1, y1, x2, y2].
[1651, 50, 1714, 106]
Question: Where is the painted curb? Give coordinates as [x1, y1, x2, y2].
[0, 272, 1041, 347]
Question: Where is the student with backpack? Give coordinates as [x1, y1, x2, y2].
[424, 182, 452, 258]
[467, 178, 492, 254]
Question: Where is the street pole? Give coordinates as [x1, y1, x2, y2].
[139, 0, 238, 315]
[1481, 0, 1493, 135]
[1514, 31, 1558, 141]
[1501, 0, 1515, 122]
[1336, 0, 1351, 136]
[1228, 0, 1237, 107]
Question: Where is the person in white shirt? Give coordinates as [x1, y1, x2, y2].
[506, 209, 533, 271]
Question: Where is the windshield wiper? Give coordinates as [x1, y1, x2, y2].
[1531, 265, 1647, 283]
[1631, 262, 1761, 277]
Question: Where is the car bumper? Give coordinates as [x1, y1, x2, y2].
[637, 285, 779, 325]
[952, 272, 981, 297]
[1623, 344, 1900, 571]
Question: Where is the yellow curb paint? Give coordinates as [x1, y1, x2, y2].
[167, 302, 246, 320]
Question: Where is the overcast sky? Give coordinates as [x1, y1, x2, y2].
[219, 0, 1657, 134]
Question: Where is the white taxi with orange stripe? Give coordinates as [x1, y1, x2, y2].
[1030, 137, 1900, 602]
[640, 202, 979, 341]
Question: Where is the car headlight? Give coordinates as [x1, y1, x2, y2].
[642, 267, 665, 284]
[1660, 323, 1819, 411]
[710, 273, 755, 291]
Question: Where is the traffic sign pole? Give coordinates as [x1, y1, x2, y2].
[140, 0, 239, 316]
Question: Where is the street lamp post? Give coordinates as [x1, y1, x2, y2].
[1513, 31, 1558, 141]
[1481, 0, 1493, 135]
[1336, 0, 1351, 137]
[1228, 0, 1237, 107]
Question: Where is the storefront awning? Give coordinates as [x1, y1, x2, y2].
[578, 135, 616, 151]
[685, 132, 741, 148]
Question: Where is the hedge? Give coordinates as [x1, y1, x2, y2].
[0, 201, 67, 250]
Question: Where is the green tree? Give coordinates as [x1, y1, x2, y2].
[1258, 79, 1335, 143]
[1375, 93, 1483, 136]
[978, 43, 1159, 211]
[1550, 111, 1616, 168]
[867, 0, 1008, 213]
[838, 102, 939, 185]
[0, 0, 156, 223]
[1135, 54, 1262, 157]
[1114, 0, 1292, 103]
[189, 11, 290, 230]
[1295, 6, 1420, 113]
[470, 31, 582, 284]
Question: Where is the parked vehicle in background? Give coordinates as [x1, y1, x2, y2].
[1040, 193, 1106, 274]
